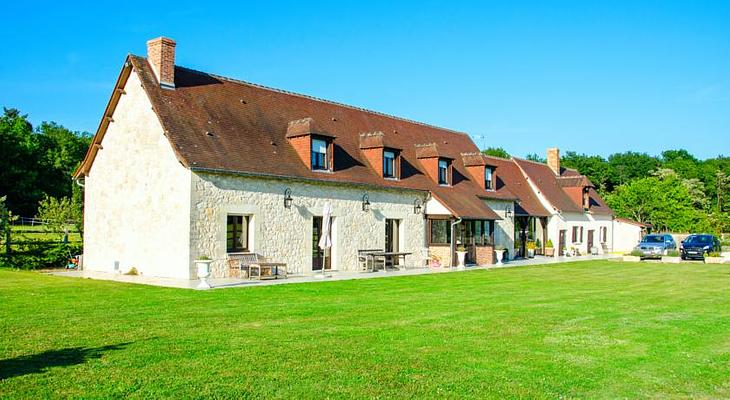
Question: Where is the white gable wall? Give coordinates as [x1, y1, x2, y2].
[83, 71, 192, 278]
[485, 199, 515, 255]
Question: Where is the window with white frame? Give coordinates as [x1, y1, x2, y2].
[311, 138, 329, 171]
[383, 150, 397, 178]
[485, 167, 494, 190]
[227, 215, 250, 253]
[438, 159, 449, 185]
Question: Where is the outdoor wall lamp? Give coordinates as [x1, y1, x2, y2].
[413, 198, 423, 215]
[283, 188, 293, 209]
[362, 194, 371, 212]
[505, 205, 513, 219]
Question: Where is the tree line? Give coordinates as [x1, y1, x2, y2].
[1, 106, 727, 235]
[484, 147, 730, 234]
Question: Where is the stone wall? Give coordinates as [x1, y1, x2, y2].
[83, 70, 192, 279]
[190, 172, 429, 278]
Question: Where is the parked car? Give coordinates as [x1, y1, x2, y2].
[680, 234, 722, 260]
[635, 234, 677, 258]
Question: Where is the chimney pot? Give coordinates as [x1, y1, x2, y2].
[146, 37, 176, 89]
[547, 147, 560, 175]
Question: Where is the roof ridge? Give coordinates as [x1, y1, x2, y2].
[164, 60, 472, 138]
[512, 156, 551, 167]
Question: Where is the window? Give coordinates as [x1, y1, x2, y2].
[383, 150, 397, 178]
[227, 215, 250, 253]
[438, 159, 449, 185]
[311, 138, 329, 170]
[485, 167, 494, 190]
[429, 219, 451, 245]
[461, 220, 494, 246]
[580, 227, 584, 242]
[572, 226, 579, 243]
[601, 227, 608, 243]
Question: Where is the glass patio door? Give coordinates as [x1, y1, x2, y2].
[312, 216, 331, 271]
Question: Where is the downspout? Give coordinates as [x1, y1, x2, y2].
[450, 217, 462, 267]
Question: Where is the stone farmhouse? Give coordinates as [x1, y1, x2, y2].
[74, 37, 628, 280]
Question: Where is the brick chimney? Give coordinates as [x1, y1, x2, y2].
[146, 37, 176, 89]
[547, 147, 560, 175]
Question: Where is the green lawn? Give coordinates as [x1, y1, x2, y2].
[1, 261, 729, 399]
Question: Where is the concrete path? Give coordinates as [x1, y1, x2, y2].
[48, 254, 620, 290]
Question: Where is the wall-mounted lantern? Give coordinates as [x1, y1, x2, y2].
[413, 198, 423, 215]
[362, 194, 371, 212]
[505, 204, 513, 219]
[283, 188, 293, 209]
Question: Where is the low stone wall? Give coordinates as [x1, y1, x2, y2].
[429, 246, 452, 267]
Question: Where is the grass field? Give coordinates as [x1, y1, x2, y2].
[1, 261, 729, 398]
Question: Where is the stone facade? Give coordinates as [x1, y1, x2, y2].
[190, 172, 429, 278]
[83, 70, 192, 278]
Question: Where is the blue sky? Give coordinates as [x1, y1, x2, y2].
[2, 1, 728, 159]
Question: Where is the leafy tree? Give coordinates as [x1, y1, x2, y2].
[0, 108, 90, 217]
[607, 151, 660, 188]
[482, 147, 510, 159]
[606, 175, 708, 233]
[525, 153, 546, 163]
[560, 151, 610, 192]
[0, 195, 17, 255]
[36, 195, 82, 242]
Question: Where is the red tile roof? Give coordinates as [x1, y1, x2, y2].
[513, 158, 612, 215]
[483, 156, 550, 217]
[81, 55, 508, 219]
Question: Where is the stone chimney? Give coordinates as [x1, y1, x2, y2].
[146, 37, 176, 89]
[547, 147, 560, 175]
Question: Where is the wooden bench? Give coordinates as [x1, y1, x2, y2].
[227, 253, 288, 280]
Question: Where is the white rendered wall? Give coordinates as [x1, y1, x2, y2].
[485, 199, 515, 258]
[83, 71, 192, 278]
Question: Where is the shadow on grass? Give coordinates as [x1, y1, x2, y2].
[0, 342, 132, 380]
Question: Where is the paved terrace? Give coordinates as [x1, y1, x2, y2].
[48, 254, 620, 290]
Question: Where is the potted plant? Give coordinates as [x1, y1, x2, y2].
[195, 255, 213, 290]
[494, 246, 506, 265]
[705, 251, 725, 264]
[455, 245, 467, 270]
[661, 249, 681, 264]
[623, 249, 643, 262]
[535, 238, 542, 256]
[545, 239, 555, 257]
[526, 241, 536, 258]
[429, 254, 442, 269]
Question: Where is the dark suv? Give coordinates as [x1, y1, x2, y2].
[681, 234, 722, 260]
[636, 234, 677, 258]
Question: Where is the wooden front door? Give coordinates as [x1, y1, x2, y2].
[385, 219, 400, 265]
[312, 216, 331, 271]
[559, 230, 566, 256]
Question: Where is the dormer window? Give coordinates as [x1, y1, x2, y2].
[582, 187, 590, 210]
[485, 167, 494, 190]
[438, 159, 450, 185]
[383, 150, 398, 179]
[311, 137, 330, 171]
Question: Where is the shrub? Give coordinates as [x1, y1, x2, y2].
[124, 267, 139, 275]
[629, 249, 644, 257]
[545, 239, 554, 248]
[3, 242, 82, 270]
[526, 241, 536, 250]
[535, 238, 542, 249]
[708, 252, 722, 257]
